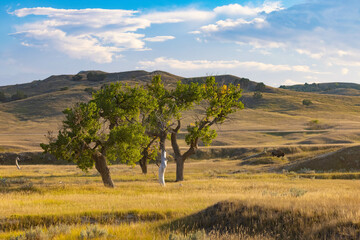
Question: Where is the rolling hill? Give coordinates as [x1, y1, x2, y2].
[1, 70, 360, 160]
[280, 82, 360, 96]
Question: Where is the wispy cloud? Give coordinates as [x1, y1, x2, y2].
[144, 36, 175, 42]
[10, 7, 213, 63]
[138, 57, 318, 73]
[213, 1, 283, 16]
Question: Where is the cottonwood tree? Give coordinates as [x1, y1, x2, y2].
[171, 77, 244, 181]
[144, 76, 202, 185]
[41, 83, 154, 187]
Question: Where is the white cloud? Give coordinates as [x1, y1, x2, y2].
[10, 7, 212, 63]
[200, 18, 266, 33]
[214, 1, 283, 16]
[144, 36, 175, 42]
[142, 9, 214, 24]
[342, 68, 349, 75]
[296, 49, 323, 59]
[138, 57, 317, 73]
[283, 79, 301, 85]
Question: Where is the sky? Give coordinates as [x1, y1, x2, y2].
[0, 0, 360, 87]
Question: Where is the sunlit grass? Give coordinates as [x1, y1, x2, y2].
[1, 162, 360, 239]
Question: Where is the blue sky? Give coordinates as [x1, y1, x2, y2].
[0, 0, 359, 86]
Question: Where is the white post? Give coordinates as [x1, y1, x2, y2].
[158, 149, 167, 186]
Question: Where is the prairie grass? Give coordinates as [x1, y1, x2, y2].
[0, 162, 360, 239]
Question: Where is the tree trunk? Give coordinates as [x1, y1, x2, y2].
[158, 149, 167, 186]
[175, 157, 185, 182]
[93, 152, 114, 188]
[158, 135, 167, 186]
[139, 156, 148, 174]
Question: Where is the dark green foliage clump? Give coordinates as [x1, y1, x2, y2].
[255, 82, 266, 92]
[72, 74, 84, 81]
[11, 90, 27, 101]
[302, 99, 312, 106]
[253, 91, 263, 100]
[84, 87, 95, 95]
[87, 72, 107, 82]
[0, 91, 6, 102]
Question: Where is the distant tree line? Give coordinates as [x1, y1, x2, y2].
[0, 90, 27, 102]
[279, 82, 360, 92]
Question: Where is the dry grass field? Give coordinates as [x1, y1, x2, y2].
[0, 162, 360, 239]
[1, 72, 360, 239]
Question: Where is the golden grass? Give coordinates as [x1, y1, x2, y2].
[1, 161, 360, 239]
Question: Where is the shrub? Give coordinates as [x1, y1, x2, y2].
[72, 74, 84, 81]
[255, 82, 266, 92]
[302, 99, 312, 106]
[0, 91, 6, 102]
[87, 72, 106, 82]
[60, 87, 69, 91]
[253, 91, 263, 100]
[11, 91, 27, 101]
[289, 188, 307, 197]
[79, 225, 108, 239]
[84, 87, 96, 95]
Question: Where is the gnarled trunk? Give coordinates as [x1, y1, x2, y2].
[93, 152, 114, 188]
[139, 156, 148, 174]
[158, 134, 167, 186]
[175, 157, 185, 182]
[171, 120, 197, 182]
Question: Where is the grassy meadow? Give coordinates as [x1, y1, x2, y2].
[1, 72, 360, 239]
[1, 160, 360, 239]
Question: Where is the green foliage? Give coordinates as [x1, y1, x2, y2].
[60, 87, 69, 91]
[84, 87, 95, 95]
[0, 91, 6, 102]
[185, 77, 243, 147]
[10, 225, 70, 240]
[80, 225, 108, 239]
[255, 82, 266, 92]
[302, 99, 313, 106]
[72, 74, 84, 81]
[253, 91, 263, 100]
[41, 83, 155, 172]
[11, 90, 27, 101]
[87, 72, 106, 82]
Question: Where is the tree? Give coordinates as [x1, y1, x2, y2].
[0, 91, 6, 102]
[171, 77, 243, 181]
[41, 83, 154, 187]
[255, 82, 266, 92]
[302, 99, 312, 106]
[143, 76, 203, 185]
[11, 90, 27, 101]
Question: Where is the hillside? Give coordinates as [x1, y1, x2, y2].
[1, 70, 360, 155]
[280, 82, 360, 96]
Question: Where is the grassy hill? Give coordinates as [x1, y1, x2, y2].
[280, 82, 360, 96]
[1, 70, 360, 158]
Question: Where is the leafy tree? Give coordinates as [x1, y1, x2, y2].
[11, 90, 27, 101]
[87, 72, 106, 82]
[72, 74, 84, 81]
[302, 99, 313, 106]
[255, 82, 266, 92]
[170, 77, 243, 181]
[143, 76, 202, 185]
[41, 83, 155, 187]
[0, 91, 6, 102]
